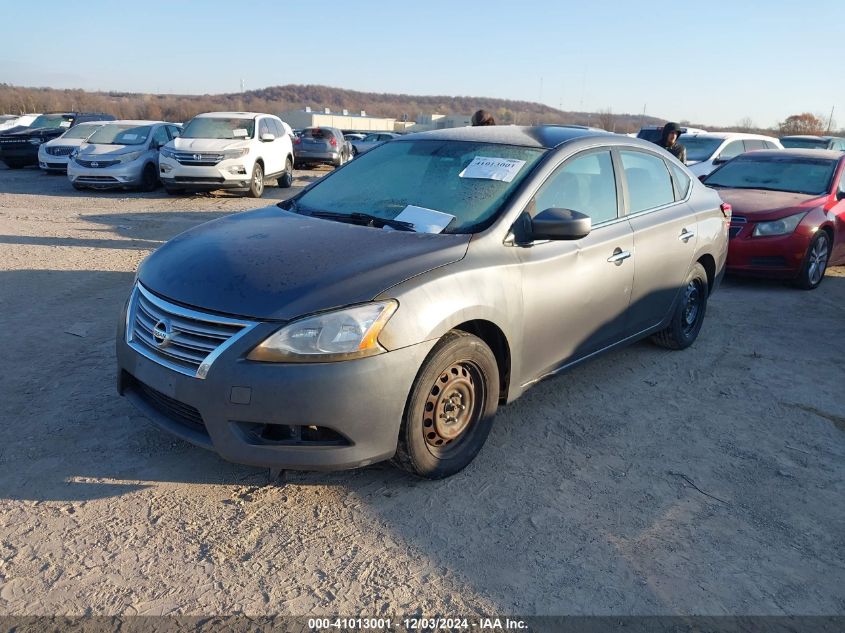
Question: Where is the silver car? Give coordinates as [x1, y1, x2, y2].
[68, 120, 181, 191]
[116, 126, 729, 479]
[350, 131, 399, 156]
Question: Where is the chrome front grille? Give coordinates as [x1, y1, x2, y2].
[47, 145, 75, 156]
[76, 158, 119, 168]
[173, 151, 224, 166]
[126, 284, 256, 379]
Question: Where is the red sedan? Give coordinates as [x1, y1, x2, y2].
[703, 149, 845, 289]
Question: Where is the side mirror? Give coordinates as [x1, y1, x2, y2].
[530, 208, 591, 241]
[698, 174, 708, 182]
[837, 189, 845, 201]
[712, 156, 730, 166]
[260, 133, 275, 142]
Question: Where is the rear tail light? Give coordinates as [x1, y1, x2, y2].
[294, 137, 301, 145]
[329, 137, 337, 147]
[720, 203, 732, 219]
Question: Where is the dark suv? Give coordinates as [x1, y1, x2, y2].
[0, 112, 115, 169]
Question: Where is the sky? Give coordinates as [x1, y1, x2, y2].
[2, 0, 842, 129]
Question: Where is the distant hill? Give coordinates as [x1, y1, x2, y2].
[0, 83, 666, 132]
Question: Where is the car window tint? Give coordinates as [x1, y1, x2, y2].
[720, 140, 746, 160]
[167, 125, 181, 139]
[670, 163, 691, 199]
[534, 150, 618, 224]
[620, 150, 675, 213]
[744, 139, 766, 151]
[363, 134, 379, 142]
[152, 126, 169, 147]
[259, 119, 271, 137]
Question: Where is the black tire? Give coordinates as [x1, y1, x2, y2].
[393, 331, 499, 479]
[277, 156, 293, 188]
[164, 186, 185, 196]
[651, 262, 709, 350]
[792, 231, 830, 290]
[247, 162, 264, 198]
[139, 163, 158, 192]
[351, 146, 358, 157]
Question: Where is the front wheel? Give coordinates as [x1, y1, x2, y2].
[651, 262, 709, 350]
[247, 162, 264, 198]
[277, 156, 293, 188]
[139, 163, 158, 192]
[793, 231, 830, 290]
[393, 331, 499, 479]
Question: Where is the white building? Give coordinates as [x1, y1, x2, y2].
[279, 107, 395, 132]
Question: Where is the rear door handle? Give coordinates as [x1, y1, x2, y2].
[607, 249, 632, 264]
[679, 229, 696, 242]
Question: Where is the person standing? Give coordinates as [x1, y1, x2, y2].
[471, 110, 496, 126]
[659, 122, 687, 162]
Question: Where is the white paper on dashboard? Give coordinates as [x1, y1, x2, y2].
[59, 121, 71, 128]
[122, 133, 138, 140]
[232, 128, 248, 137]
[392, 205, 456, 234]
[459, 156, 526, 183]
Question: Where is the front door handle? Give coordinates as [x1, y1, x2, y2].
[607, 249, 632, 265]
[679, 229, 696, 242]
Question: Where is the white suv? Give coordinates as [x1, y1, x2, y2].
[158, 111, 294, 198]
[681, 132, 783, 177]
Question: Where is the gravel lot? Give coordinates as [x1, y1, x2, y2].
[0, 164, 843, 617]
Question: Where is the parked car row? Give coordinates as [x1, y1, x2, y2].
[0, 111, 297, 198]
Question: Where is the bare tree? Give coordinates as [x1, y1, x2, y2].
[597, 108, 615, 132]
[778, 113, 826, 136]
[736, 117, 755, 132]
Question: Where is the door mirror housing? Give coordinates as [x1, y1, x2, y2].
[530, 208, 592, 241]
[260, 133, 275, 142]
[698, 174, 708, 182]
[712, 156, 730, 166]
[837, 189, 845, 201]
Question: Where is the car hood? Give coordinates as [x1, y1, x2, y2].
[169, 137, 251, 152]
[1, 127, 66, 140]
[138, 206, 471, 321]
[715, 188, 827, 219]
[78, 143, 146, 157]
[44, 136, 87, 148]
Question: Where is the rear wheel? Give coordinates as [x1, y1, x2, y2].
[247, 162, 264, 198]
[393, 331, 499, 479]
[277, 156, 293, 188]
[651, 262, 709, 350]
[793, 231, 830, 290]
[139, 163, 158, 192]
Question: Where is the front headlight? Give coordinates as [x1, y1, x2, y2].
[160, 147, 177, 159]
[118, 150, 144, 164]
[224, 148, 249, 159]
[752, 212, 806, 237]
[247, 301, 398, 363]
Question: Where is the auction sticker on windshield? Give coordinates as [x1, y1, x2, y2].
[459, 156, 526, 182]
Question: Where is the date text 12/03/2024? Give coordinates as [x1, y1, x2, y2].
[308, 618, 528, 630]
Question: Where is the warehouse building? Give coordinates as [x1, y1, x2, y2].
[279, 107, 395, 132]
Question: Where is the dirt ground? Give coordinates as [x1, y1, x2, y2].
[0, 164, 843, 617]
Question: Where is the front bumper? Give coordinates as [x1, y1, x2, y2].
[158, 155, 253, 190]
[67, 158, 146, 189]
[38, 147, 69, 172]
[116, 303, 435, 471]
[0, 144, 38, 165]
[726, 227, 811, 278]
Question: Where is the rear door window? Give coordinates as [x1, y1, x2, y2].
[719, 140, 746, 160]
[533, 150, 618, 225]
[744, 139, 766, 151]
[619, 150, 676, 213]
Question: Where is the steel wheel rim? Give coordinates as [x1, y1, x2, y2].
[253, 165, 263, 194]
[808, 235, 828, 285]
[682, 280, 702, 336]
[422, 361, 484, 454]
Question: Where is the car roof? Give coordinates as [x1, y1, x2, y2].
[735, 149, 843, 160]
[100, 120, 166, 126]
[194, 112, 274, 119]
[397, 125, 615, 149]
[681, 132, 777, 140]
[779, 135, 844, 141]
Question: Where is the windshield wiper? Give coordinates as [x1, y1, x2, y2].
[305, 209, 416, 232]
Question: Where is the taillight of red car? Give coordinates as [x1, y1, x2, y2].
[294, 136, 301, 145]
[329, 136, 337, 147]
[720, 202, 732, 219]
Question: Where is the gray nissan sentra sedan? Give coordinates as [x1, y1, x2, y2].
[116, 126, 729, 479]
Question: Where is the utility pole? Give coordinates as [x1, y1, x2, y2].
[827, 105, 835, 132]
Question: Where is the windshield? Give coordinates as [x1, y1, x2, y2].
[680, 137, 724, 161]
[181, 117, 255, 139]
[87, 124, 152, 146]
[636, 129, 662, 143]
[780, 137, 829, 149]
[289, 140, 545, 233]
[705, 156, 836, 195]
[60, 123, 101, 140]
[29, 114, 73, 130]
